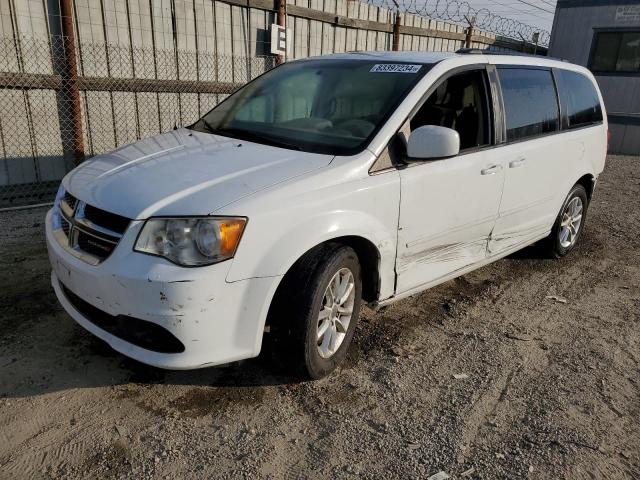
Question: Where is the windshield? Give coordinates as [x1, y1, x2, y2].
[190, 59, 431, 155]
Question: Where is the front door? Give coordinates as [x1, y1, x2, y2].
[396, 68, 504, 294]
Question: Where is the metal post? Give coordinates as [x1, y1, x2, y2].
[392, 13, 401, 51]
[464, 16, 475, 49]
[59, 0, 84, 164]
[276, 0, 286, 65]
[518, 33, 527, 53]
[532, 32, 540, 55]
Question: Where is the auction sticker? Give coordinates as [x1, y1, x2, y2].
[370, 63, 422, 73]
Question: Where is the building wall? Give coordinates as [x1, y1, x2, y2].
[549, 0, 640, 155]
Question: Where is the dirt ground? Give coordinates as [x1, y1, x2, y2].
[0, 155, 639, 480]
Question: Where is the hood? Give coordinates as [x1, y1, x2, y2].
[64, 129, 333, 219]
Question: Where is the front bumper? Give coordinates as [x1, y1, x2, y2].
[45, 209, 280, 369]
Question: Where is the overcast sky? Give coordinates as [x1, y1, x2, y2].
[452, 0, 557, 33]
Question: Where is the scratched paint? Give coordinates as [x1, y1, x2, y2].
[398, 237, 488, 273]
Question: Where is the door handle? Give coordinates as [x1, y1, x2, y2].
[481, 164, 501, 175]
[509, 157, 526, 168]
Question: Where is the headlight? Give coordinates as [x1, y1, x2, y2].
[134, 217, 247, 266]
[52, 183, 65, 229]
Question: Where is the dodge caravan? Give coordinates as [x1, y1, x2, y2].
[46, 51, 607, 378]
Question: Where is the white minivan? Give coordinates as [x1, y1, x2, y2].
[46, 51, 607, 378]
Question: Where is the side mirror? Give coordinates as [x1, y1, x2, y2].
[406, 125, 460, 161]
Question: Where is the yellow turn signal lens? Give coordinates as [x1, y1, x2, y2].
[219, 219, 246, 256]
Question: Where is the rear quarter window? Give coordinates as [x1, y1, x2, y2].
[498, 68, 560, 142]
[555, 70, 603, 129]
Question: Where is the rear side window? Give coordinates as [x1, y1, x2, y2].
[555, 70, 603, 129]
[498, 68, 559, 142]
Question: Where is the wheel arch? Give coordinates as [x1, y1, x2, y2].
[261, 235, 382, 355]
[272, 235, 382, 305]
[324, 235, 381, 303]
[576, 173, 595, 200]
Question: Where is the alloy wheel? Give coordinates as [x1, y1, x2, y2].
[559, 196, 583, 248]
[316, 268, 355, 359]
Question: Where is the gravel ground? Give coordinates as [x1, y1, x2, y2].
[0, 155, 639, 479]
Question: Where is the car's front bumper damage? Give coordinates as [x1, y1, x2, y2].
[46, 209, 279, 369]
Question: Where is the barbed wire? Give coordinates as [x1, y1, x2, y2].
[368, 0, 551, 46]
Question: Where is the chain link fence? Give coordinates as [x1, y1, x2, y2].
[0, 33, 275, 209]
[1, 0, 546, 209]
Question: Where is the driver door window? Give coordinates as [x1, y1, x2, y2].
[411, 69, 491, 151]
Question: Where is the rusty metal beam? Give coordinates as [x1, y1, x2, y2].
[392, 13, 401, 51]
[0, 72, 62, 90]
[60, 0, 85, 165]
[78, 77, 243, 94]
[276, 0, 286, 65]
[0, 73, 243, 95]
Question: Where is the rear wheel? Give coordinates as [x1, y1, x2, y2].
[267, 243, 362, 379]
[543, 184, 589, 258]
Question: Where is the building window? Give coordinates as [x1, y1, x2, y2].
[590, 31, 640, 74]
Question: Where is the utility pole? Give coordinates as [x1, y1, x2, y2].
[392, 12, 401, 51]
[391, 0, 401, 51]
[59, 0, 85, 165]
[276, 0, 286, 64]
[464, 16, 476, 49]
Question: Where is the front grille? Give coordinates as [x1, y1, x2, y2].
[63, 191, 77, 210]
[61, 217, 71, 236]
[54, 190, 132, 264]
[62, 284, 185, 354]
[84, 204, 130, 234]
[77, 230, 118, 258]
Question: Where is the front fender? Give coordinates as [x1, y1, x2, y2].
[237, 211, 395, 295]
[224, 166, 401, 301]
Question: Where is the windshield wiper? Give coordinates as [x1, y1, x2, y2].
[196, 117, 218, 135]
[207, 126, 302, 151]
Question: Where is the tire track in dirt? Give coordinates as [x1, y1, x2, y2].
[1, 156, 639, 479]
[0, 393, 117, 478]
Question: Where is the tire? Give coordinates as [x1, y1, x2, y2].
[543, 184, 589, 258]
[267, 243, 362, 379]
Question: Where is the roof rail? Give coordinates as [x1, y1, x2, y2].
[456, 48, 544, 57]
[456, 48, 486, 54]
[456, 47, 567, 62]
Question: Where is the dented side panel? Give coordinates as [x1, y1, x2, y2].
[395, 149, 504, 294]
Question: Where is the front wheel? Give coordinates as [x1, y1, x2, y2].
[543, 184, 589, 258]
[268, 243, 362, 379]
